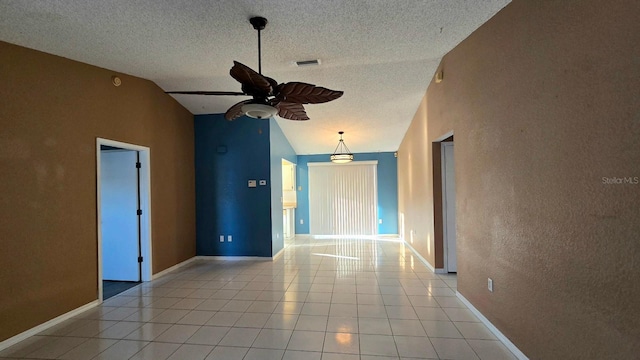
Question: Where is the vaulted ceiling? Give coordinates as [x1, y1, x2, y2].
[0, 0, 510, 154]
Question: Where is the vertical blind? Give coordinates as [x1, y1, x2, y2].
[308, 161, 378, 235]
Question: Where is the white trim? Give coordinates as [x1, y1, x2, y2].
[402, 239, 436, 272]
[97, 137, 153, 302]
[293, 234, 313, 239]
[456, 292, 529, 360]
[434, 130, 454, 142]
[0, 300, 99, 352]
[441, 141, 455, 272]
[272, 247, 285, 261]
[151, 257, 198, 280]
[307, 160, 378, 167]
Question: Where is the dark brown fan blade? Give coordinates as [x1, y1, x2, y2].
[276, 102, 310, 121]
[225, 100, 252, 121]
[229, 61, 272, 96]
[165, 91, 247, 95]
[275, 82, 343, 104]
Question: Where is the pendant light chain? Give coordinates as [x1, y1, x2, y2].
[330, 131, 354, 163]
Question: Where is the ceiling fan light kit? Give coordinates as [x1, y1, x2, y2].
[241, 103, 278, 119]
[330, 131, 354, 164]
[166, 17, 343, 122]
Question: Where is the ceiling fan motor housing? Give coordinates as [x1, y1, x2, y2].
[249, 17, 267, 31]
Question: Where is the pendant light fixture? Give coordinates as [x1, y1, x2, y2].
[330, 131, 354, 163]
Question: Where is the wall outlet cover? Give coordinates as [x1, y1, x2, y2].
[248, 180, 257, 187]
[259, 180, 267, 186]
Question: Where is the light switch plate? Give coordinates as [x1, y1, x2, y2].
[259, 180, 267, 186]
[248, 180, 257, 187]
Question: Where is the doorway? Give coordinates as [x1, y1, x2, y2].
[96, 138, 152, 301]
[282, 159, 296, 244]
[441, 140, 457, 273]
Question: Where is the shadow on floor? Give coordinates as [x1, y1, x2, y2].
[103, 280, 140, 300]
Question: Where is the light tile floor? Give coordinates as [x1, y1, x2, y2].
[0, 237, 518, 360]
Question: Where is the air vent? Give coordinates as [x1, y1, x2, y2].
[295, 59, 321, 67]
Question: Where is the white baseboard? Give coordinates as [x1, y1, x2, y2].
[0, 300, 100, 352]
[152, 257, 198, 280]
[456, 292, 529, 360]
[272, 247, 285, 261]
[402, 239, 437, 272]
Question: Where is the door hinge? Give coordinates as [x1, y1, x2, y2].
[137, 209, 142, 215]
[136, 162, 141, 169]
[138, 256, 143, 263]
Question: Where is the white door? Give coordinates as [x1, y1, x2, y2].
[442, 142, 457, 272]
[100, 150, 140, 281]
[308, 161, 378, 235]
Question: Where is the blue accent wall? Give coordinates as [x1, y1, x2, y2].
[295, 152, 398, 234]
[194, 114, 272, 256]
[269, 119, 297, 256]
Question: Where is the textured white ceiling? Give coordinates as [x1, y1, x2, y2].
[0, 0, 510, 154]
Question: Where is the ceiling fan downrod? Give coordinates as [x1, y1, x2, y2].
[249, 17, 268, 75]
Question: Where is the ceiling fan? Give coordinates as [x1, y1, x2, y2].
[166, 17, 344, 121]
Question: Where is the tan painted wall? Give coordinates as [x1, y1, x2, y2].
[397, 0, 640, 358]
[0, 41, 196, 341]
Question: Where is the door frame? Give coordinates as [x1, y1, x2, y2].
[432, 131, 454, 273]
[441, 141, 456, 272]
[96, 138, 152, 302]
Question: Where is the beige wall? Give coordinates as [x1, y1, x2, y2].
[0, 41, 196, 342]
[397, 0, 640, 358]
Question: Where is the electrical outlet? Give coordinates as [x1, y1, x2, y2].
[219, 235, 224, 242]
[300, 219, 304, 224]
[379, 219, 383, 224]
[227, 235, 232, 242]
[488, 278, 493, 292]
